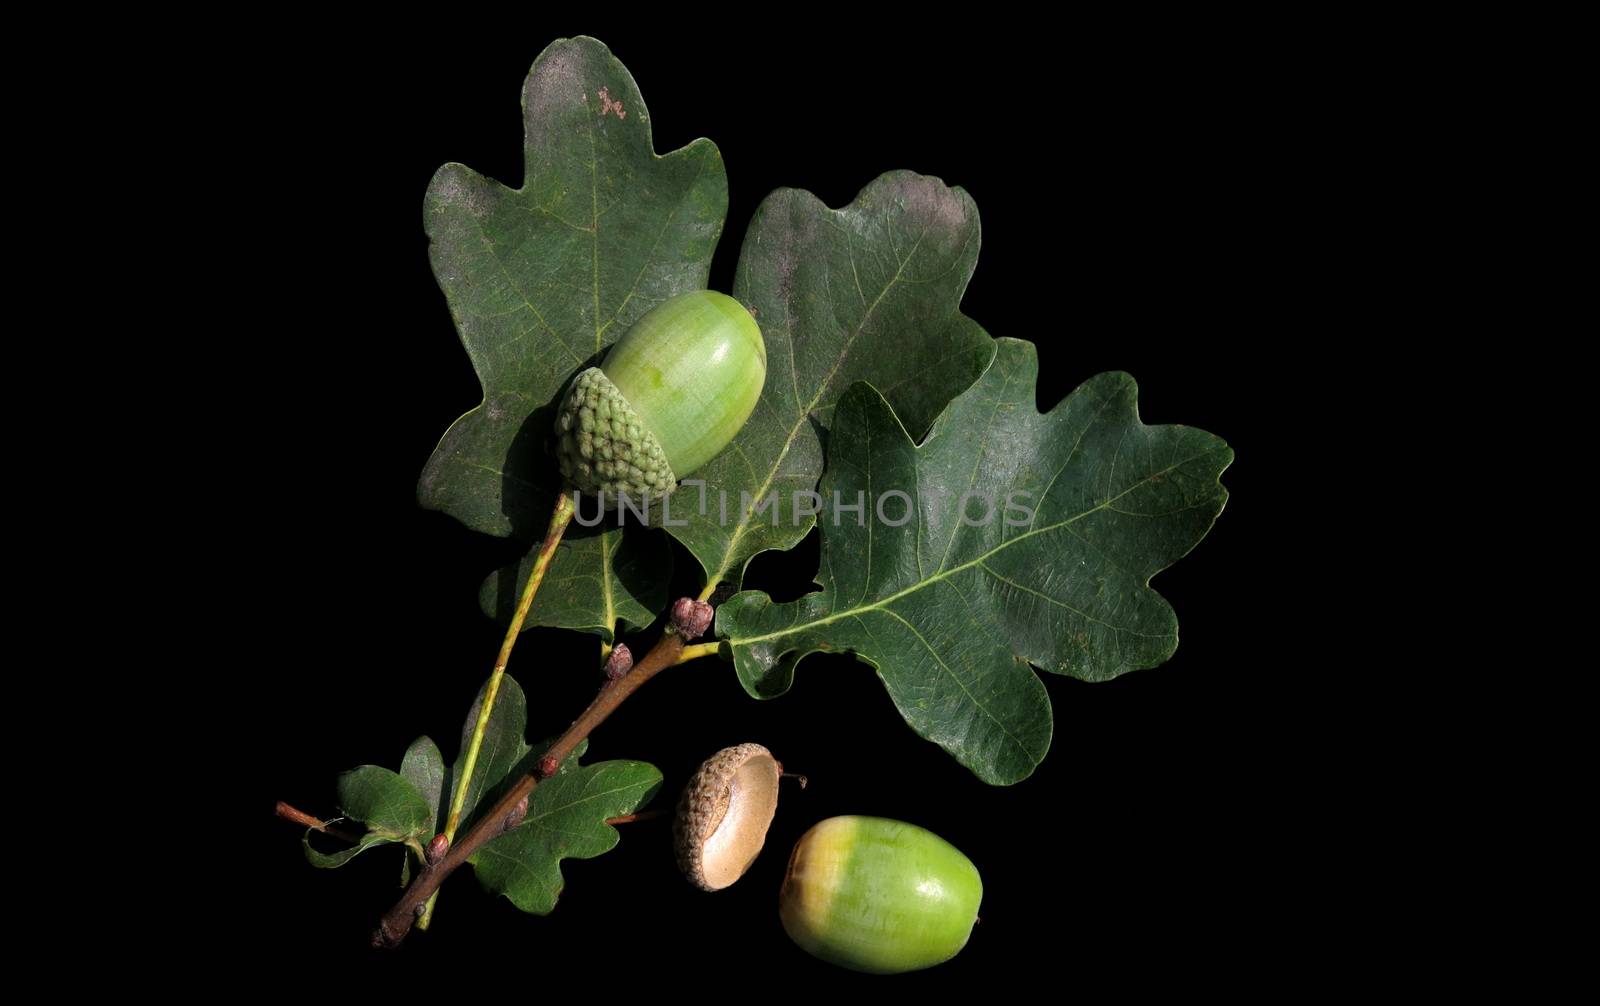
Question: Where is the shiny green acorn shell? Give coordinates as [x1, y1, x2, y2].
[779, 816, 983, 975]
[556, 291, 765, 497]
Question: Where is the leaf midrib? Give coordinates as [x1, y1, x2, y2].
[471, 775, 659, 873]
[728, 450, 1215, 647]
[705, 224, 929, 588]
[525, 776, 658, 825]
[588, 100, 601, 354]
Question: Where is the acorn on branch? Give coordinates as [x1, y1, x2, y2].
[556, 290, 765, 499]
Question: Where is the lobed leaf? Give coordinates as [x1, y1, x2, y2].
[666, 171, 996, 592]
[717, 340, 1233, 784]
[470, 757, 662, 914]
[418, 35, 724, 638]
[303, 764, 433, 869]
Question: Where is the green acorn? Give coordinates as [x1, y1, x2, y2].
[779, 816, 983, 975]
[556, 291, 765, 498]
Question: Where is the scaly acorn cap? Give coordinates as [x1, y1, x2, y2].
[555, 367, 677, 498]
[674, 743, 781, 891]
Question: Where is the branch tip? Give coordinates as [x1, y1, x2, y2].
[275, 800, 361, 843]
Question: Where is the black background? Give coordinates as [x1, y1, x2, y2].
[237, 21, 1323, 982]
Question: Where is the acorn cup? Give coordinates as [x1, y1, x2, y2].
[674, 743, 782, 891]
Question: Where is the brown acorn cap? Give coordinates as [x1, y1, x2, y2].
[674, 743, 781, 891]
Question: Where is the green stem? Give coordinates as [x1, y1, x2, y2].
[420, 490, 575, 929]
[676, 642, 721, 663]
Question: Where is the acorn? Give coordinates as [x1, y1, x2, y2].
[779, 816, 983, 974]
[556, 290, 765, 498]
[674, 743, 782, 891]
